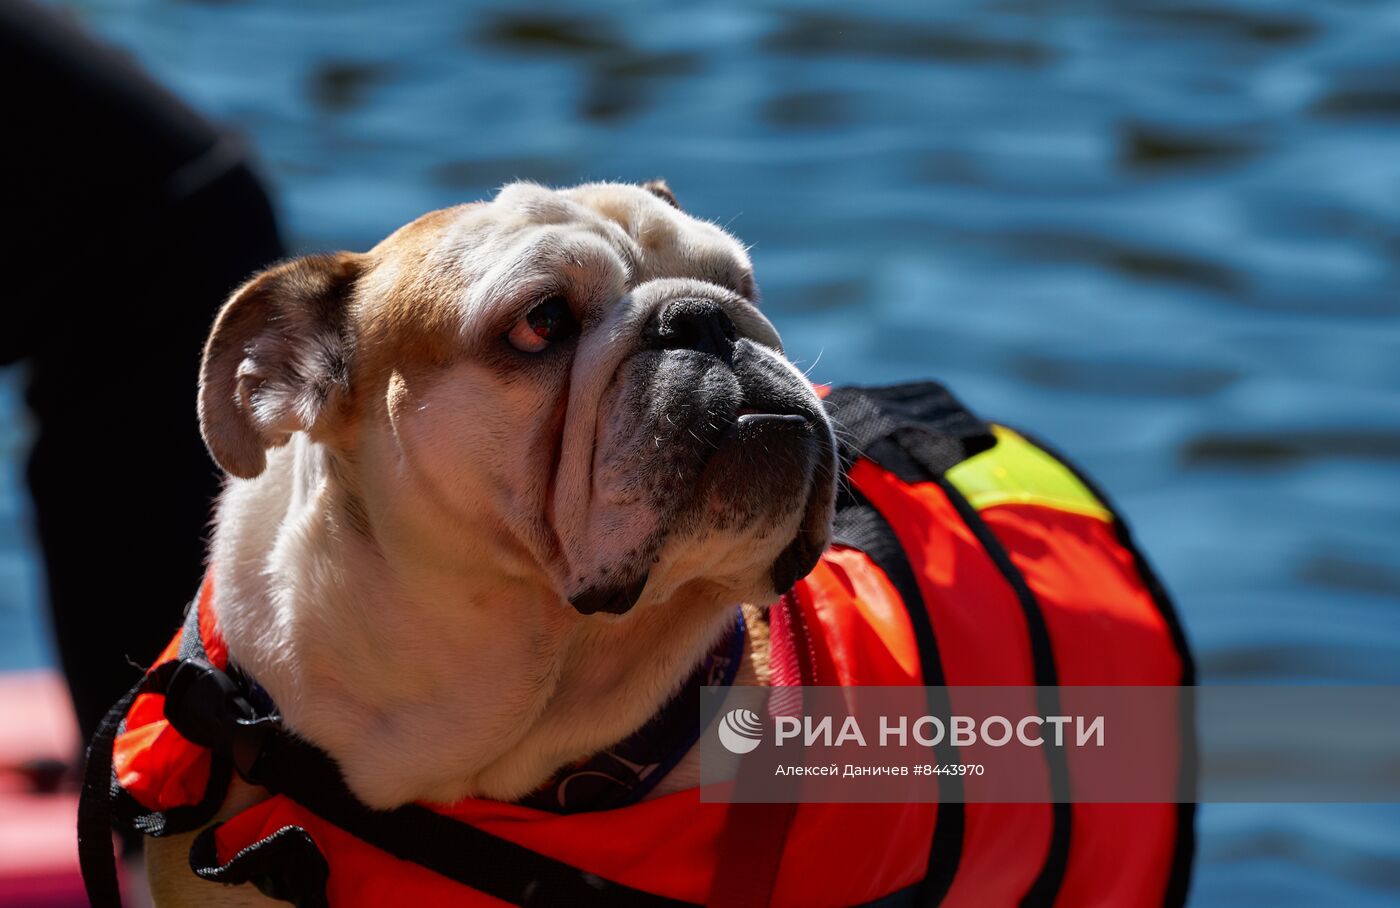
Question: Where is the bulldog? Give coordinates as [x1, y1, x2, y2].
[145, 180, 837, 903]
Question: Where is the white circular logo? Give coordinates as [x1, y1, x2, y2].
[717, 707, 764, 755]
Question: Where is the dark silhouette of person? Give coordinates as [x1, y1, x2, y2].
[0, 0, 285, 744]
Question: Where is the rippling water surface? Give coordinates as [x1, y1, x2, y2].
[3, 1, 1399, 903]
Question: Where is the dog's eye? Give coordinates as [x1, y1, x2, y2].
[507, 297, 579, 353]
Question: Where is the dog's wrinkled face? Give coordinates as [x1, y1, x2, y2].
[200, 181, 836, 618]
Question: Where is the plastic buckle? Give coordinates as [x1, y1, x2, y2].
[163, 660, 278, 784]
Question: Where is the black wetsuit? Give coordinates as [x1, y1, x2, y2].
[0, 0, 285, 744]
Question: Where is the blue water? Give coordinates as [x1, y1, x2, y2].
[4, 0, 1399, 903]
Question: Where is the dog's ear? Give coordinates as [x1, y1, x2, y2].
[198, 253, 361, 479]
[641, 179, 680, 210]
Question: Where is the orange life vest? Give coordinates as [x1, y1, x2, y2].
[80, 382, 1194, 908]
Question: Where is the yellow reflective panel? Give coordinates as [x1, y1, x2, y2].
[946, 426, 1113, 522]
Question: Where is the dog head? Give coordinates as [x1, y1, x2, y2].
[199, 181, 836, 623]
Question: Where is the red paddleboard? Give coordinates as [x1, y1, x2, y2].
[0, 670, 87, 907]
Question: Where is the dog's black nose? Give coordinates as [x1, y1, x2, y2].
[644, 298, 737, 360]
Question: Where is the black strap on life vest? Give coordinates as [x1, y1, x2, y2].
[77, 602, 700, 908]
[824, 382, 1075, 908]
[78, 658, 182, 907]
[79, 600, 240, 906]
[109, 602, 239, 840]
[187, 822, 331, 906]
[933, 477, 1074, 908]
[831, 490, 964, 906]
[1009, 428, 1198, 908]
[825, 382, 989, 906]
[825, 383, 1195, 908]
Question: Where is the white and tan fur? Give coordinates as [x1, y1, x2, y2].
[147, 182, 832, 904]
